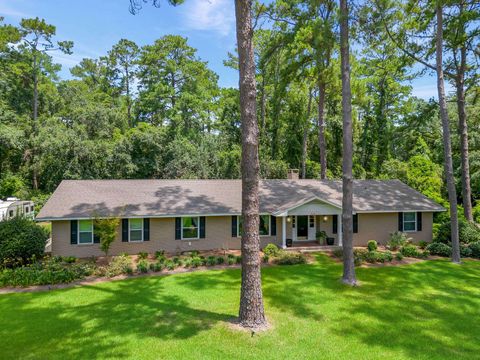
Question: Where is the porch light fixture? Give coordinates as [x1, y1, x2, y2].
[287, 217, 291, 223]
[323, 216, 328, 222]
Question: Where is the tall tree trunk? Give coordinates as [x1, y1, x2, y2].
[340, 0, 356, 285]
[301, 88, 313, 179]
[317, 80, 327, 179]
[456, 45, 473, 221]
[235, 0, 267, 329]
[436, 4, 461, 263]
[260, 74, 267, 136]
[32, 52, 39, 190]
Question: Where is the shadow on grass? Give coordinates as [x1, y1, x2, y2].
[0, 255, 479, 359]
[0, 276, 234, 359]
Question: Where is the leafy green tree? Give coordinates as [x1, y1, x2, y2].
[94, 216, 120, 256]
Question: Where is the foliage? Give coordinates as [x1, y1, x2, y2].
[395, 252, 404, 261]
[367, 240, 378, 252]
[387, 231, 410, 251]
[426, 242, 452, 257]
[435, 217, 480, 244]
[262, 254, 269, 263]
[137, 252, 148, 260]
[273, 251, 306, 265]
[0, 257, 94, 287]
[263, 243, 280, 257]
[0, 217, 48, 267]
[400, 245, 428, 259]
[97, 254, 132, 277]
[216, 256, 225, 265]
[469, 242, 480, 259]
[136, 260, 149, 273]
[93, 216, 119, 256]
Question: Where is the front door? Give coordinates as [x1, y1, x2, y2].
[297, 215, 308, 238]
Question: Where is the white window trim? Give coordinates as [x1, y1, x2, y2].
[403, 212, 417, 232]
[78, 220, 94, 245]
[309, 215, 315, 228]
[129, 218, 144, 242]
[181, 216, 200, 240]
[237, 215, 271, 237]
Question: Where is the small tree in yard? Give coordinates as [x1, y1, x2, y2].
[94, 217, 119, 256]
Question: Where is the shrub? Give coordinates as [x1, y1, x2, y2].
[0, 258, 94, 287]
[460, 245, 472, 257]
[0, 217, 48, 268]
[367, 240, 378, 252]
[435, 217, 480, 244]
[227, 256, 236, 265]
[172, 256, 181, 264]
[154, 250, 165, 259]
[400, 245, 421, 258]
[235, 255, 242, 264]
[137, 252, 148, 260]
[227, 254, 235, 259]
[388, 231, 410, 251]
[165, 260, 176, 270]
[206, 256, 216, 266]
[63, 256, 77, 264]
[263, 243, 280, 257]
[191, 257, 203, 268]
[274, 252, 306, 265]
[262, 254, 269, 263]
[216, 256, 225, 265]
[426, 242, 452, 257]
[418, 241, 429, 249]
[469, 241, 480, 258]
[363, 251, 393, 263]
[395, 252, 404, 261]
[103, 255, 132, 277]
[136, 260, 149, 273]
[149, 262, 163, 272]
[189, 250, 199, 257]
[332, 249, 343, 258]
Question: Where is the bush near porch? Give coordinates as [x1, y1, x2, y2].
[0, 255, 479, 359]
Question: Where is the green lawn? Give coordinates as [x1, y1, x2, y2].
[1, 255, 479, 360]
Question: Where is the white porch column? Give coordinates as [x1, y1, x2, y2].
[282, 216, 287, 248]
[338, 214, 343, 246]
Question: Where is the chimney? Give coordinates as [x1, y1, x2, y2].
[287, 169, 299, 180]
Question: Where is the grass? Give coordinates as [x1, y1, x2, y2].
[0, 255, 479, 360]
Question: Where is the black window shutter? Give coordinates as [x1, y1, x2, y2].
[417, 212, 422, 231]
[270, 216, 276, 236]
[332, 215, 338, 234]
[122, 219, 129, 242]
[175, 217, 181, 240]
[353, 214, 358, 233]
[398, 212, 404, 232]
[93, 223, 100, 243]
[199, 216, 206, 238]
[143, 218, 150, 241]
[231, 216, 237, 237]
[70, 220, 78, 244]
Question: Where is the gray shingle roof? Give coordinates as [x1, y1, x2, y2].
[36, 179, 444, 220]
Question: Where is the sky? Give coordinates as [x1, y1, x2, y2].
[0, 0, 449, 99]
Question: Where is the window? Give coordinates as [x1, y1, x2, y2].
[25, 207, 29, 213]
[309, 216, 315, 228]
[78, 220, 93, 244]
[129, 218, 143, 242]
[182, 217, 199, 239]
[31, 206, 34, 212]
[9, 210, 13, 217]
[292, 216, 296, 228]
[259, 215, 270, 236]
[403, 212, 417, 232]
[236, 215, 270, 237]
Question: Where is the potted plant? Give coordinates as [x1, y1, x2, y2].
[316, 230, 327, 245]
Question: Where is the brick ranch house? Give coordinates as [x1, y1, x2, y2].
[36, 176, 444, 257]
